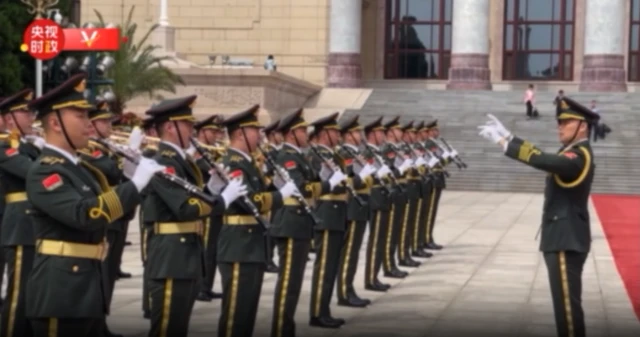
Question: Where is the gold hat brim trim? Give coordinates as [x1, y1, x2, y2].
[557, 112, 586, 121]
[52, 100, 94, 111]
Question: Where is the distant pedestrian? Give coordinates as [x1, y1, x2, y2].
[524, 84, 536, 119]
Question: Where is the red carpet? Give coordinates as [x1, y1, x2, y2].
[592, 194, 640, 319]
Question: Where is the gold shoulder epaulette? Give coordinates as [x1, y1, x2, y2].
[40, 156, 65, 165]
[160, 150, 176, 158]
[230, 155, 244, 163]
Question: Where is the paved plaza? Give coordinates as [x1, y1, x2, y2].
[101, 191, 640, 337]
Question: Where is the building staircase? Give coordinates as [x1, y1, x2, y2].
[344, 89, 640, 194]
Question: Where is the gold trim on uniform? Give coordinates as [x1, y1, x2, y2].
[36, 239, 108, 260]
[48, 318, 58, 337]
[369, 212, 381, 284]
[154, 221, 203, 235]
[304, 182, 323, 199]
[554, 147, 591, 188]
[314, 230, 329, 316]
[282, 197, 313, 206]
[399, 204, 409, 259]
[5, 192, 27, 203]
[384, 205, 395, 271]
[318, 194, 348, 202]
[413, 199, 423, 251]
[51, 99, 93, 110]
[558, 112, 586, 121]
[7, 246, 23, 337]
[425, 189, 437, 243]
[275, 239, 293, 337]
[558, 252, 575, 337]
[226, 263, 240, 337]
[223, 215, 258, 226]
[160, 279, 173, 337]
[341, 221, 356, 298]
[253, 192, 273, 213]
[188, 198, 212, 217]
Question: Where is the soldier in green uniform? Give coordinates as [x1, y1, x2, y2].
[24, 73, 164, 337]
[478, 97, 598, 337]
[192, 115, 225, 302]
[413, 122, 440, 257]
[335, 115, 377, 308]
[138, 116, 156, 320]
[77, 100, 131, 337]
[215, 105, 294, 337]
[0, 100, 6, 307]
[142, 95, 247, 337]
[0, 88, 43, 337]
[361, 117, 393, 292]
[262, 118, 283, 274]
[306, 112, 350, 328]
[422, 120, 449, 250]
[379, 117, 410, 278]
[267, 108, 328, 337]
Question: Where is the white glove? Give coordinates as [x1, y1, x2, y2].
[328, 170, 347, 190]
[127, 127, 144, 150]
[185, 145, 197, 157]
[206, 170, 226, 194]
[131, 157, 166, 192]
[278, 181, 299, 199]
[220, 178, 248, 208]
[398, 158, 413, 174]
[442, 151, 452, 159]
[478, 124, 503, 144]
[376, 165, 391, 179]
[123, 158, 137, 179]
[25, 135, 46, 150]
[451, 149, 459, 157]
[358, 164, 376, 180]
[427, 156, 440, 168]
[486, 114, 511, 138]
[415, 157, 427, 167]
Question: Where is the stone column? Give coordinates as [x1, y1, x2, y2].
[327, 0, 362, 88]
[447, 0, 491, 90]
[579, 0, 626, 92]
[154, 0, 176, 53]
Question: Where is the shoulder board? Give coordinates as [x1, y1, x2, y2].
[4, 147, 19, 157]
[0, 134, 8, 140]
[40, 156, 65, 165]
[160, 150, 177, 158]
[285, 148, 297, 154]
[229, 155, 244, 163]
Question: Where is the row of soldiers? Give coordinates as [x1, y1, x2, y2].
[0, 72, 464, 337]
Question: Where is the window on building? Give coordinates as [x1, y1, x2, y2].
[629, 0, 640, 81]
[384, 0, 453, 79]
[503, 0, 575, 81]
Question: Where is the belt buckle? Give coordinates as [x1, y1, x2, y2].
[99, 241, 109, 261]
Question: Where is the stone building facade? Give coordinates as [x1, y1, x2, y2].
[79, 0, 640, 91]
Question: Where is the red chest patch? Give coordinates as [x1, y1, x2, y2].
[367, 158, 374, 164]
[92, 150, 103, 158]
[562, 152, 578, 159]
[42, 173, 63, 191]
[344, 158, 353, 166]
[164, 166, 176, 175]
[229, 169, 243, 179]
[386, 152, 396, 159]
[4, 148, 18, 157]
[284, 161, 296, 169]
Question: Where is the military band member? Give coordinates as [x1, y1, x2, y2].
[139, 116, 156, 320]
[478, 97, 598, 337]
[268, 108, 329, 337]
[0, 89, 42, 337]
[422, 120, 446, 250]
[335, 115, 376, 308]
[413, 122, 438, 257]
[24, 74, 164, 337]
[360, 117, 393, 292]
[307, 112, 350, 328]
[0, 114, 6, 308]
[142, 95, 246, 337]
[262, 118, 283, 274]
[192, 115, 225, 302]
[380, 117, 410, 278]
[395, 121, 421, 268]
[215, 105, 295, 337]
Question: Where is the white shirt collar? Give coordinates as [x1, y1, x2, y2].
[344, 143, 358, 151]
[229, 147, 252, 161]
[562, 138, 589, 152]
[317, 143, 332, 152]
[284, 142, 302, 153]
[161, 140, 186, 159]
[44, 143, 79, 165]
[367, 143, 380, 151]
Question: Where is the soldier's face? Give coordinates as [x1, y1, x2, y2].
[92, 119, 112, 138]
[347, 130, 361, 144]
[175, 121, 194, 148]
[199, 129, 216, 144]
[56, 108, 92, 148]
[6, 110, 35, 134]
[243, 127, 261, 151]
[557, 119, 586, 144]
[291, 127, 308, 147]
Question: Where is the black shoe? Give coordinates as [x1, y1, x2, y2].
[425, 242, 443, 250]
[375, 279, 391, 290]
[365, 281, 388, 292]
[309, 316, 343, 329]
[196, 291, 213, 302]
[117, 270, 132, 279]
[412, 250, 432, 258]
[143, 310, 150, 319]
[338, 295, 370, 308]
[266, 262, 279, 273]
[384, 269, 407, 278]
[206, 290, 223, 299]
[124, 241, 132, 246]
[399, 258, 421, 267]
[105, 331, 123, 337]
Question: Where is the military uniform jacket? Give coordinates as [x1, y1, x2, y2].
[412, 142, 434, 196]
[78, 140, 131, 230]
[338, 144, 373, 222]
[270, 143, 329, 239]
[26, 146, 141, 318]
[362, 144, 393, 211]
[0, 133, 7, 221]
[381, 142, 408, 203]
[308, 144, 349, 231]
[398, 143, 422, 200]
[424, 139, 446, 188]
[505, 137, 594, 253]
[142, 142, 225, 279]
[218, 148, 283, 263]
[0, 139, 41, 246]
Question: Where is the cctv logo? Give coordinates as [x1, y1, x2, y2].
[62, 28, 120, 51]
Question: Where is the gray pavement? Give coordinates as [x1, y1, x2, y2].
[107, 191, 639, 337]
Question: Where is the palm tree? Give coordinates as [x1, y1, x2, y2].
[94, 6, 185, 114]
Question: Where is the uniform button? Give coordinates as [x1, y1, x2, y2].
[552, 216, 558, 221]
[333, 204, 338, 209]
[296, 210, 301, 214]
[72, 265, 79, 272]
[180, 237, 186, 243]
[248, 229, 253, 233]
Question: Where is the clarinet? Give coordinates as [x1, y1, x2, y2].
[257, 145, 321, 226]
[410, 142, 450, 178]
[309, 145, 366, 207]
[189, 138, 271, 231]
[364, 143, 404, 193]
[92, 138, 218, 205]
[341, 144, 394, 195]
[437, 137, 467, 168]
